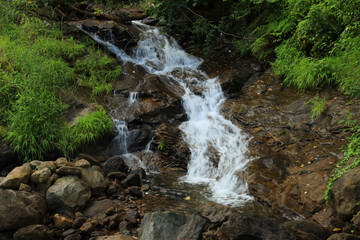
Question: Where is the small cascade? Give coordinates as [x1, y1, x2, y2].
[81, 20, 253, 206]
[128, 92, 139, 103]
[107, 120, 129, 156]
[145, 136, 154, 151]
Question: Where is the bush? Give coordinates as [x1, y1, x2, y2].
[306, 95, 327, 119]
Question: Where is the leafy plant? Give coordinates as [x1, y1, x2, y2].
[306, 95, 327, 119]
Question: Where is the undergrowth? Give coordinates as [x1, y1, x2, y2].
[306, 95, 327, 119]
[0, 0, 116, 160]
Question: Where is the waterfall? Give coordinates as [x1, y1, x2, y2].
[81, 21, 253, 206]
[128, 92, 139, 103]
[107, 120, 129, 156]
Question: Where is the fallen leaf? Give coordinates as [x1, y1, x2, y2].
[300, 164, 305, 168]
[184, 196, 191, 200]
[333, 228, 341, 232]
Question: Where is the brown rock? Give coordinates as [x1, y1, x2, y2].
[353, 211, 360, 231]
[54, 213, 74, 229]
[327, 233, 360, 240]
[83, 200, 120, 217]
[57, 166, 82, 177]
[0, 163, 31, 189]
[39, 161, 56, 172]
[19, 183, 31, 192]
[13, 224, 53, 240]
[31, 167, 52, 184]
[96, 233, 134, 240]
[74, 159, 91, 168]
[55, 157, 68, 168]
[125, 209, 139, 224]
[198, 202, 231, 223]
[80, 221, 97, 233]
[284, 220, 330, 240]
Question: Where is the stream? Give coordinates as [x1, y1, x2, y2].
[80, 21, 265, 211]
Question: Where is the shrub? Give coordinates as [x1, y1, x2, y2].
[306, 95, 327, 119]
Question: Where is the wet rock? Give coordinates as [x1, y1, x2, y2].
[55, 158, 68, 168]
[57, 166, 82, 177]
[103, 156, 128, 176]
[138, 211, 206, 240]
[31, 168, 52, 184]
[74, 159, 91, 168]
[151, 123, 191, 171]
[128, 186, 142, 198]
[83, 199, 120, 218]
[330, 168, 360, 220]
[0, 189, 46, 231]
[327, 233, 360, 240]
[0, 163, 31, 189]
[284, 220, 330, 240]
[219, 213, 294, 240]
[54, 213, 73, 229]
[141, 17, 158, 25]
[125, 209, 139, 224]
[81, 166, 106, 195]
[122, 173, 141, 188]
[18, 183, 31, 192]
[198, 202, 231, 223]
[13, 224, 52, 240]
[46, 176, 91, 212]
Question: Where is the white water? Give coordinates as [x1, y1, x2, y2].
[128, 92, 139, 103]
[81, 21, 253, 206]
[107, 120, 129, 155]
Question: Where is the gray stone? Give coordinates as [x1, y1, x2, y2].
[39, 161, 56, 172]
[13, 224, 53, 240]
[31, 167, 52, 184]
[55, 157, 68, 168]
[83, 199, 120, 217]
[46, 176, 91, 212]
[18, 183, 31, 192]
[198, 202, 231, 223]
[81, 166, 106, 195]
[103, 156, 128, 176]
[57, 166, 82, 177]
[0, 189, 46, 231]
[138, 211, 206, 240]
[74, 159, 91, 168]
[121, 173, 141, 188]
[0, 163, 31, 189]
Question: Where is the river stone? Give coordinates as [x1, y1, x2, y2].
[138, 211, 206, 240]
[54, 213, 73, 229]
[0, 163, 31, 189]
[83, 199, 120, 217]
[283, 220, 330, 240]
[121, 173, 141, 188]
[327, 233, 360, 240]
[46, 176, 91, 212]
[0, 189, 46, 231]
[81, 166, 106, 195]
[29, 160, 43, 169]
[57, 166, 82, 177]
[219, 213, 294, 240]
[103, 156, 128, 176]
[31, 168, 52, 184]
[55, 157, 68, 168]
[198, 202, 231, 223]
[19, 183, 31, 192]
[75, 159, 91, 168]
[330, 168, 360, 220]
[39, 161, 56, 172]
[13, 224, 53, 240]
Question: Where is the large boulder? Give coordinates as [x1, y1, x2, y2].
[330, 168, 360, 220]
[46, 176, 91, 212]
[0, 163, 31, 189]
[218, 213, 294, 240]
[13, 224, 53, 240]
[138, 211, 206, 240]
[80, 166, 107, 195]
[31, 168, 52, 184]
[0, 189, 46, 231]
[103, 156, 128, 176]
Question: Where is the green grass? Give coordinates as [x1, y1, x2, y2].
[0, 0, 117, 160]
[306, 95, 327, 119]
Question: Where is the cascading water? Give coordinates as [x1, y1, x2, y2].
[128, 92, 139, 103]
[107, 120, 129, 156]
[80, 21, 253, 206]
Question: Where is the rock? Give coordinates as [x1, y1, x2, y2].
[13, 224, 53, 240]
[0, 141, 17, 170]
[122, 173, 141, 188]
[330, 168, 360, 220]
[57, 166, 82, 177]
[198, 202, 231, 223]
[219, 213, 294, 240]
[80, 166, 106, 195]
[128, 186, 142, 198]
[327, 233, 360, 240]
[73, 216, 87, 229]
[284, 220, 330, 240]
[62, 228, 76, 237]
[54, 213, 74, 229]
[75, 153, 106, 165]
[141, 17, 159, 25]
[18, 183, 31, 192]
[0, 189, 46, 231]
[107, 172, 127, 180]
[83, 199, 120, 217]
[31, 168, 52, 184]
[39, 161, 56, 172]
[29, 160, 43, 169]
[119, 221, 131, 233]
[46, 176, 91, 212]
[138, 211, 206, 240]
[74, 159, 91, 168]
[80, 221, 97, 234]
[353, 211, 360, 230]
[125, 209, 139, 224]
[0, 163, 31, 189]
[96, 233, 134, 240]
[64, 233, 82, 240]
[36, 173, 59, 194]
[55, 157, 68, 168]
[103, 156, 128, 176]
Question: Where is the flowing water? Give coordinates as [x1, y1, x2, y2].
[80, 21, 253, 206]
[128, 92, 139, 103]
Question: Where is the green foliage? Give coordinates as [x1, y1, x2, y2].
[306, 95, 327, 119]
[325, 113, 360, 202]
[75, 49, 121, 96]
[59, 110, 114, 157]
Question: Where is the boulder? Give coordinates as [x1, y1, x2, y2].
[39, 161, 56, 172]
[0, 189, 46, 231]
[83, 199, 120, 218]
[13, 224, 53, 240]
[46, 176, 91, 212]
[330, 168, 360, 220]
[0, 163, 31, 189]
[198, 202, 231, 224]
[138, 211, 206, 240]
[31, 168, 52, 184]
[284, 220, 330, 240]
[219, 213, 294, 240]
[55, 157, 68, 168]
[327, 233, 360, 240]
[74, 159, 91, 168]
[57, 166, 82, 177]
[80, 166, 107, 195]
[121, 173, 141, 188]
[103, 156, 128, 176]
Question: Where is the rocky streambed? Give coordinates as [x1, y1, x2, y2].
[1, 8, 360, 240]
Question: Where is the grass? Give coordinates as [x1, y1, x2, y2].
[306, 95, 327, 119]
